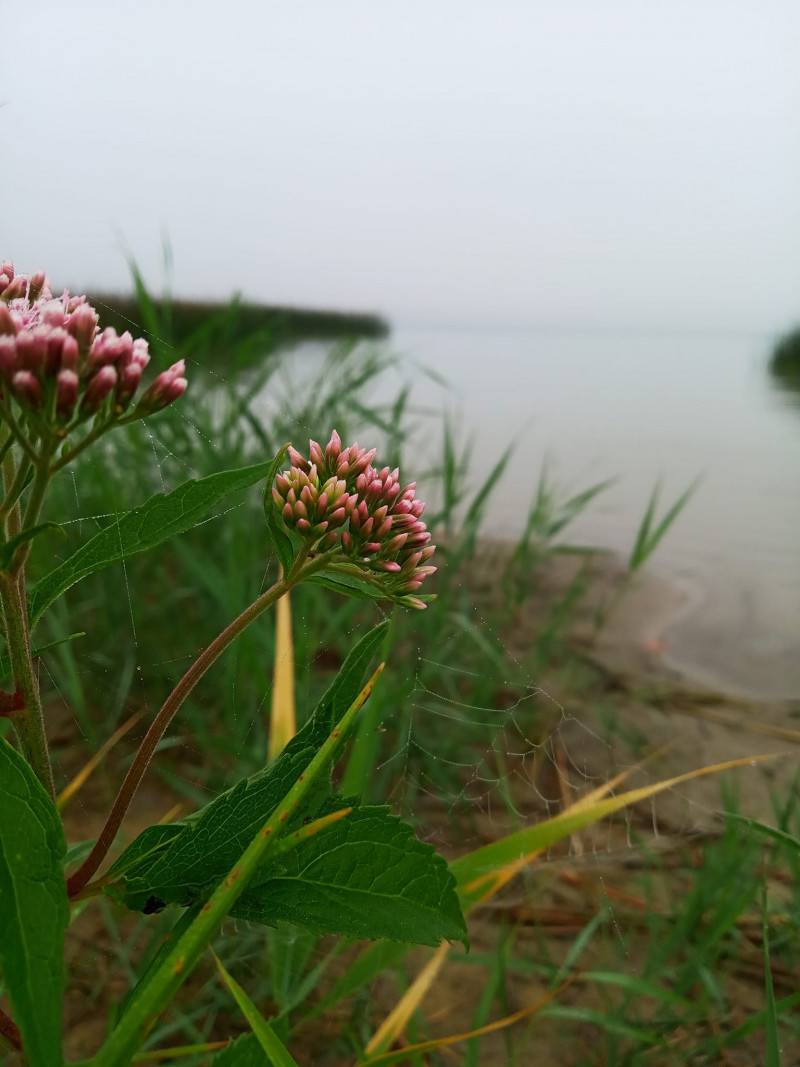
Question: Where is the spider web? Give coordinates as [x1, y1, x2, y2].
[36, 298, 778, 1056]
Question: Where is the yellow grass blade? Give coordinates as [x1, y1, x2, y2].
[360, 978, 574, 1065]
[269, 575, 296, 762]
[363, 942, 450, 1056]
[454, 753, 775, 907]
[156, 802, 186, 825]
[57, 711, 144, 811]
[363, 751, 772, 1056]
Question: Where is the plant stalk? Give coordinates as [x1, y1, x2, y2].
[0, 569, 56, 800]
[66, 549, 319, 896]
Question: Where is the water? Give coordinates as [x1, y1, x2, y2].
[387, 326, 800, 701]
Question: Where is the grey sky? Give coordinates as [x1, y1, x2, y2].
[3, 1, 799, 329]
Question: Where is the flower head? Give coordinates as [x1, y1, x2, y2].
[273, 430, 436, 607]
[0, 261, 188, 447]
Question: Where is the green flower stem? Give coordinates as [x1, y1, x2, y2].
[89, 662, 383, 1067]
[0, 400, 38, 465]
[0, 569, 56, 800]
[66, 548, 321, 897]
[0, 429, 22, 540]
[0, 454, 32, 524]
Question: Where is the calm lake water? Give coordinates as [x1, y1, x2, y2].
[398, 327, 800, 701]
[283, 326, 800, 700]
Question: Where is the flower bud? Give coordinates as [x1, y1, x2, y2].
[2, 276, 27, 301]
[0, 303, 16, 337]
[60, 334, 79, 372]
[15, 330, 47, 373]
[66, 303, 99, 351]
[131, 338, 150, 369]
[12, 370, 42, 408]
[135, 359, 187, 414]
[56, 370, 79, 418]
[27, 271, 47, 302]
[115, 362, 143, 410]
[81, 366, 117, 415]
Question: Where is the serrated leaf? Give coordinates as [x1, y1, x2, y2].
[91, 663, 385, 1066]
[262, 444, 295, 572]
[28, 462, 278, 629]
[232, 805, 467, 946]
[210, 1033, 271, 1066]
[106, 623, 389, 911]
[0, 738, 69, 1067]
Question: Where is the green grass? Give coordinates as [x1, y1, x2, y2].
[29, 270, 800, 1065]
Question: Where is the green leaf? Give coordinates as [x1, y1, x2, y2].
[0, 738, 69, 1066]
[0, 522, 63, 571]
[28, 461, 279, 629]
[232, 805, 467, 946]
[215, 955, 300, 1067]
[210, 1034, 271, 1066]
[262, 444, 295, 573]
[105, 623, 389, 911]
[91, 657, 385, 1066]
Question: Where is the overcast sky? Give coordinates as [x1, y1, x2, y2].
[3, 1, 799, 329]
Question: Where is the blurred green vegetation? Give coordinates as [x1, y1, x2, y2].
[769, 325, 800, 391]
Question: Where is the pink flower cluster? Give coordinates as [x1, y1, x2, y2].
[273, 430, 436, 607]
[0, 261, 187, 431]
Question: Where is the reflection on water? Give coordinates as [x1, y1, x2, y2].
[277, 327, 800, 700]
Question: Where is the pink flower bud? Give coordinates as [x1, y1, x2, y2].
[66, 303, 99, 350]
[309, 439, 325, 469]
[135, 360, 187, 414]
[115, 362, 143, 409]
[404, 597, 427, 610]
[288, 446, 309, 471]
[325, 429, 342, 464]
[60, 334, 79, 371]
[56, 370, 79, 418]
[0, 303, 16, 337]
[45, 328, 68, 375]
[2, 276, 27, 301]
[27, 271, 47, 302]
[81, 365, 117, 414]
[16, 330, 47, 373]
[12, 370, 42, 408]
[375, 560, 402, 573]
[131, 338, 150, 369]
[0, 261, 13, 281]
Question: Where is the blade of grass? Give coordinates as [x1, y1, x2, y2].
[268, 577, 295, 762]
[359, 978, 575, 1066]
[213, 953, 300, 1067]
[57, 712, 145, 812]
[763, 888, 781, 1067]
[363, 942, 450, 1057]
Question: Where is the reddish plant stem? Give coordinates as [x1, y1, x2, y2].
[0, 1007, 22, 1052]
[66, 551, 317, 897]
